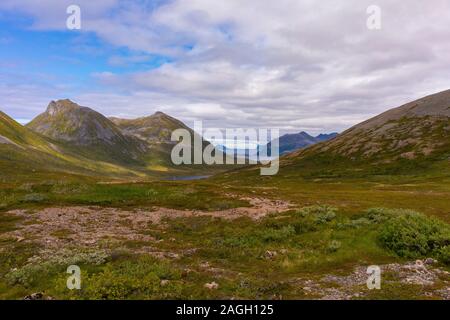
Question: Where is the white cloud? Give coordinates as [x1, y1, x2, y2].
[2, 0, 450, 134]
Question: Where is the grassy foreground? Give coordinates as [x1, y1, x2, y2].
[0, 169, 449, 300]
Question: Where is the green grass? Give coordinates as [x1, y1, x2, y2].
[0, 157, 449, 299]
[2, 203, 447, 299]
[0, 179, 249, 212]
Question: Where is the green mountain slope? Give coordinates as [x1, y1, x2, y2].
[281, 90, 450, 177]
[111, 112, 232, 174]
[0, 110, 56, 152]
[2, 101, 234, 180]
[0, 110, 70, 172]
[1, 110, 150, 182]
[27, 100, 146, 166]
[110, 111, 193, 144]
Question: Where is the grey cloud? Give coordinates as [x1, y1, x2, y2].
[2, 0, 450, 135]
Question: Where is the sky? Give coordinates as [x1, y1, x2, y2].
[1, 0, 450, 135]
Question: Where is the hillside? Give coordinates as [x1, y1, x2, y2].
[1, 110, 52, 150]
[0, 110, 68, 175]
[27, 100, 146, 165]
[0, 110, 149, 181]
[281, 90, 450, 176]
[110, 111, 193, 144]
[3, 100, 233, 179]
[111, 112, 232, 174]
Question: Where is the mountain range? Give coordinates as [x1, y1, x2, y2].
[263, 131, 338, 156]
[1, 90, 449, 180]
[0, 100, 220, 180]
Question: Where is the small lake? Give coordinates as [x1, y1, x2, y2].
[166, 175, 211, 181]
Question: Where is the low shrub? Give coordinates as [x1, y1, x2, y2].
[81, 256, 182, 299]
[22, 193, 46, 203]
[378, 211, 450, 263]
[436, 245, 450, 265]
[258, 225, 295, 242]
[5, 248, 110, 287]
[295, 205, 337, 224]
[290, 205, 337, 233]
[339, 208, 424, 229]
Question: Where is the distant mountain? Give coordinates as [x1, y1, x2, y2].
[282, 90, 450, 176]
[260, 131, 338, 156]
[27, 100, 146, 165]
[315, 133, 339, 142]
[9, 89, 449, 181]
[278, 131, 337, 154]
[110, 111, 193, 144]
[110, 111, 220, 171]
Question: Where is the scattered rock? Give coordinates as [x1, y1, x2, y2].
[264, 250, 278, 259]
[166, 252, 180, 259]
[181, 269, 194, 278]
[24, 292, 43, 300]
[183, 248, 198, 256]
[160, 280, 170, 287]
[23, 292, 53, 300]
[204, 282, 219, 290]
[424, 258, 437, 265]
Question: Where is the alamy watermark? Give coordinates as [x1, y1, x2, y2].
[367, 265, 381, 290]
[66, 4, 381, 31]
[66, 5, 81, 30]
[67, 265, 81, 290]
[367, 5, 382, 30]
[170, 122, 280, 176]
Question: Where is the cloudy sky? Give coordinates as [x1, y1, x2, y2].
[1, 0, 450, 134]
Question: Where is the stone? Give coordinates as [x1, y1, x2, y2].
[160, 280, 170, 287]
[166, 252, 180, 259]
[23, 292, 53, 300]
[204, 282, 219, 290]
[264, 250, 278, 259]
[415, 260, 424, 267]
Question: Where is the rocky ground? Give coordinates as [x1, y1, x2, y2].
[292, 259, 449, 300]
[1, 196, 449, 300]
[4, 196, 291, 251]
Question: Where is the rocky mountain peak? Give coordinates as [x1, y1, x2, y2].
[46, 99, 81, 116]
[153, 111, 167, 117]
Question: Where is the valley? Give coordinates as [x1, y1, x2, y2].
[0, 90, 449, 300]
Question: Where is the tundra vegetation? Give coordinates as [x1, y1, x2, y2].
[0, 91, 449, 299]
